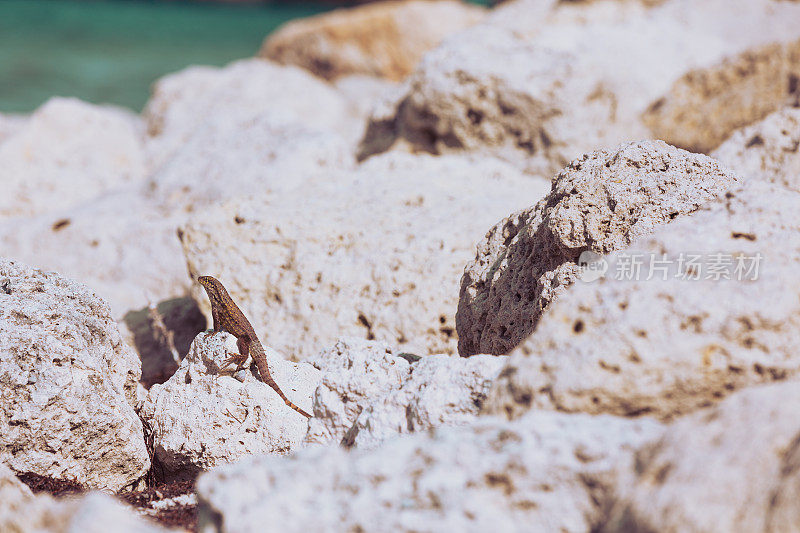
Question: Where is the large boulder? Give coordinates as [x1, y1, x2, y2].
[180, 153, 550, 359]
[457, 141, 738, 356]
[605, 382, 800, 532]
[0, 260, 149, 491]
[485, 179, 800, 421]
[0, 187, 190, 317]
[0, 98, 146, 220]
[140, 331, 320, 480]
[143, 58, 357, 169]
[359, 0, 800, 174]
[713, 106, 800, 192]
[147, 109, 353, 211]
[197, 411, 662, 532]
[260, 0, 485, 81]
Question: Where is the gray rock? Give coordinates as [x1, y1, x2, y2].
[457, 140, 738, 356]
[0, 259, 149, 491]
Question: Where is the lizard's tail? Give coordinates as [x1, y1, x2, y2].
[254, 356, 312, 418]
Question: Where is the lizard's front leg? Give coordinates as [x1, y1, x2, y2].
[221, 335, 252, 372]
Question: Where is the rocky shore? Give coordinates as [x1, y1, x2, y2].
[1, 0, 800, 531]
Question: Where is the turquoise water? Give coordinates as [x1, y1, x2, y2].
[0, 0, 336, 113]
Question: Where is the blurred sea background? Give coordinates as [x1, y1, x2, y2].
[0, 0, 363, 113]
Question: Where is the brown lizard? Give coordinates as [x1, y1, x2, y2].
[197, 275, 312, 418]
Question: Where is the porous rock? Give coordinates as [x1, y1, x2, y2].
[457, 140, 738, 356]
[604, 382, 800, 533]
[180, 153, 550, 359]
[304, 338, 504, 448]
[304, 338, 409, 446]
[0, 464, 168, 533]
[0, 187, 190, 317]
[485, 179, 800, 421]
[0, 97, 146, 220]
[143, 58, 356, 169]
[260, 0, 485, 81]
[713, 106, 800, 192]
[359, 0, 800, 174]
[140, 331, 320, 479]
[147, 109, 353, 211]
[196, 410, 662, 533]
[0, 259, 149, 491]
[343, 353, 505, 448]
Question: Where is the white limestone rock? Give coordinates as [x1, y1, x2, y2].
[140, 331, 320, 479]
[344, 353, 505, 449]
[0, 465, 168, 533]
[0, 112, 27, 144]
[0, 97, 146, 220]
[196, 411, 662, 533]
[457, 140, 738, 356]
[260, 0, 486, 81]
[180, 153, 550, 359]
[147, 109, 353, 211]
[304, 338, 504, 448]
[605, 382, 800, 533]
[359, 0, 800, 173]
[0, 186, 190, 317]
[304, 338, 409, 446]
[0, 259, 149, 491]
[143, 58, 356, 169]
[713, 106, 800, 192]
[485, 179, 800, 421]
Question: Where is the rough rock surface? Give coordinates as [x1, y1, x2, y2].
[180, 153, 550, 359]
[643, 37, 800, 153]
[605, 382, 800, 533]
[359, 0, 800, 174]
[304, 337, 504, 448]
[147, 109, 353, 211]
[0, 187, 190, 317]
[0, 464, 167, 533]
[713, 106, 800, 192]
[0, 97, 146, 220]
[485, 179, 800, 421]
[304, 338, 409, 446]
[140, 331, 320, 479]
[457, 141, 738, 356]
[196, 411, 662, 533]
[0, 112, 27, 143]
[344, 353, 505, 448]
[143, 58, 356, 169]
[260, 0, 485, 81]
[0, 260, 149, 491]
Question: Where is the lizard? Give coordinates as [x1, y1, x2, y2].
[197, 275, 312, 418]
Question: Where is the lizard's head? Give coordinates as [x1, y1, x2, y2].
[197, 275, 220, 296]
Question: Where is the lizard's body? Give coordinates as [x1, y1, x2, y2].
[197, 275, 311, 418]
